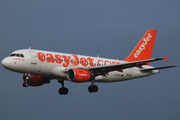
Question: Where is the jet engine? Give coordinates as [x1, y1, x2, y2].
[29, 75, 50, 86]
[67, 68, 93, 82]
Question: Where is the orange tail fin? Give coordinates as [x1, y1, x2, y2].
[124, 29, 157, 62]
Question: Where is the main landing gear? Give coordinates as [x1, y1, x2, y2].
[58, 80, 69, 95]
[22, 73, 30, 87]
[88, 81, 98, 93]
[58, 80, 98, 95]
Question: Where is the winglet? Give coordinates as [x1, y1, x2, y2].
[164, 55, 169, 62]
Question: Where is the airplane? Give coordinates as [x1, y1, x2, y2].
[1, 29, 177, 95]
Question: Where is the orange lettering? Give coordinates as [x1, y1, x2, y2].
[80, 58, 88, 67]
[62, 55, 71, 67]
[46, 53, 55, 63]
[37, 52, 45, 62]
[104, 61, 112, 65]
[87, 57, 95, 67]
[71, 55, 79, 66]
[55, 54, 63, 64]
[112, 61, 120, 64]
[97, 60, 103, 66]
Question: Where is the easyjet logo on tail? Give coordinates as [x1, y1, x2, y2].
[123, 29, 156, 62]
[134, 33, 152, 58]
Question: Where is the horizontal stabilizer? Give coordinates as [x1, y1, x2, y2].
[141, 65, 178, 72]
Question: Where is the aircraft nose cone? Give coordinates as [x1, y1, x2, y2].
[1, 57, 10, 68]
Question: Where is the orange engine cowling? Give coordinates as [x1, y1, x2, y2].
[67, 68, 91, 83]
[29, 75, 50, 86]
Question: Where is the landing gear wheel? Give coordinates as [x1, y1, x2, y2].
[93, 85, 98, 92]
[22, 83, 28, 87]
[22, 73, 31, 87]
[88, 85, 98, 93]
[63, 88, 69, 94]
[58, 87, 69, 95]
[58, 80, 69, 95]
[58, 88, 64, 95]
[88, 86, 94, 93]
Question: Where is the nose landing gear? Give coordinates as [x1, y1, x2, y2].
[22, 73, 31, 87]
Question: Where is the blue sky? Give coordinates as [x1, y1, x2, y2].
[0, 0, 180, 120]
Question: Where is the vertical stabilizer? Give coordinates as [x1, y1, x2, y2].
[124, 29, 157, 62]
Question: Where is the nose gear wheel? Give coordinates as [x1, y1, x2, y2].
[22, 73, 31, 87]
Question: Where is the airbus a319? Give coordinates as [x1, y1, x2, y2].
[1, 29, 177, 95]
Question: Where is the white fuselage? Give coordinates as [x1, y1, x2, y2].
[2, 49, 159, 83]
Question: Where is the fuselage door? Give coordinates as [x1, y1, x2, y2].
[30, 51, 37, 64]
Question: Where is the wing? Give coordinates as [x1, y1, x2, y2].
[81, 56, 175, 76]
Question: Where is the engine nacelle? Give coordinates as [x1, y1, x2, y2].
[29, 75, 50, 86]
[67, 68, 92, 83]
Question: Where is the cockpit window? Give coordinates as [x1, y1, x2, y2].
[16, 54, 20, 57]
[10, 54, 16, 57]
[10, 53, 24, 58]
[20, 54, 24, 58]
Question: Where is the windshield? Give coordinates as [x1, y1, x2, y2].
[10, 54, 16, 57]
[10, 53, 24, 58]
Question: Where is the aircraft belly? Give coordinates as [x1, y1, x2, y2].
[95, 68, 157, 83]
[95, 71, 126, 82]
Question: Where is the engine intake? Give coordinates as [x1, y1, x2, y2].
[67, 68, 92, 83]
